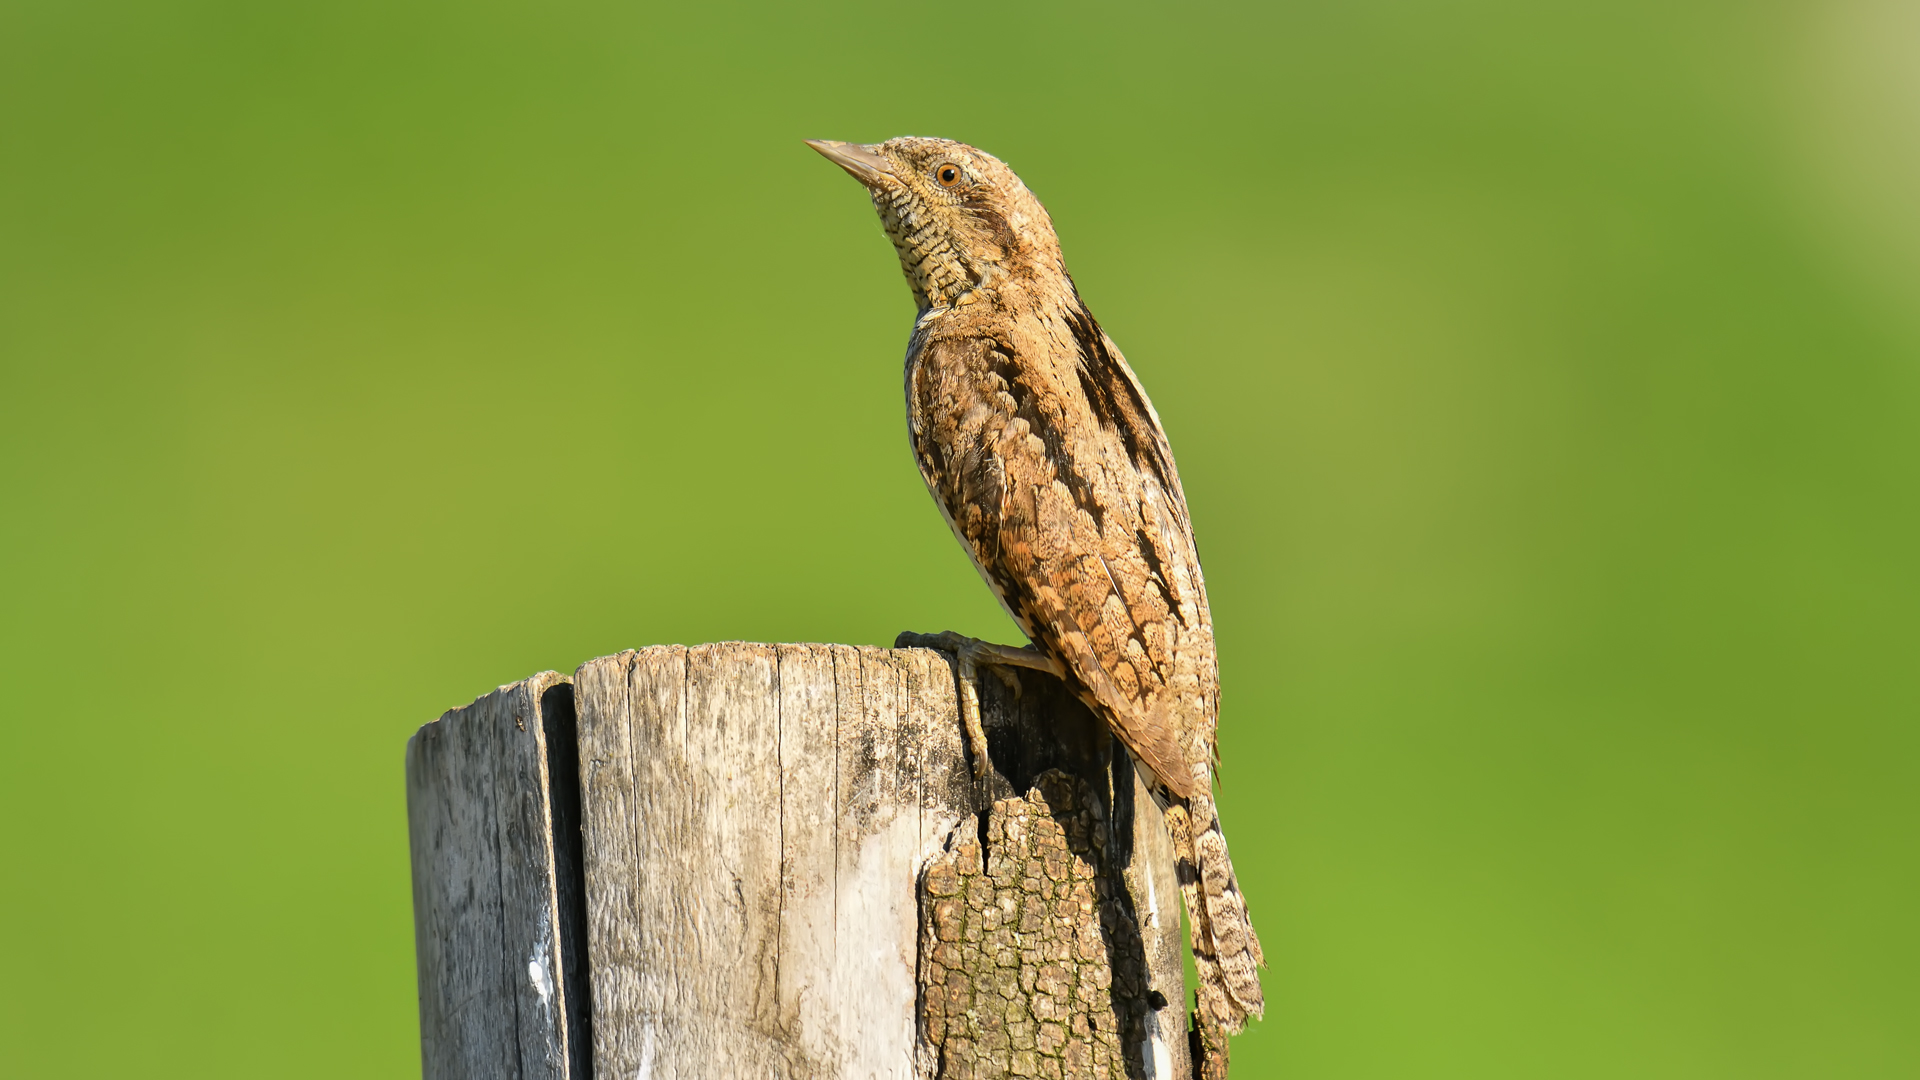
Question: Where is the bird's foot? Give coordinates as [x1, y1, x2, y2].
[895, 630, 1065, 780]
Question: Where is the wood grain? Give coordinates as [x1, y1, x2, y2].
[413, 645, 1192, 1079]
[406, 670, 586, 1080]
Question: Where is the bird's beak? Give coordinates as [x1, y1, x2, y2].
[806, 140, 894, 186]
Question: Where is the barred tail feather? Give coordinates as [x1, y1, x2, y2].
[1191, 791, 1265, 1018]
[1166, 789, 1265, 1043]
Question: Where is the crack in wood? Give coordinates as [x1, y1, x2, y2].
[409, 646, 1192, 1079]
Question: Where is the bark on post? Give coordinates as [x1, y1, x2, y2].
[406, 643, 1194, 1080]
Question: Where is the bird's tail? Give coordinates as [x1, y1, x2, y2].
[1165, 786, 1264, 1075]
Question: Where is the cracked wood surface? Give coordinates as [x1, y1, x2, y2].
[575, 643, 973, 1077]
[406, 670, 585, 1080]
[410, 643, 1191, 1079]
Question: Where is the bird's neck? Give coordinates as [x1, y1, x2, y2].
[911, 256, 1077, 323]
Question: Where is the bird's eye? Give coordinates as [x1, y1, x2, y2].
[935, 163, 963, 187]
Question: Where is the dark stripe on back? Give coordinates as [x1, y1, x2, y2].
[1064, 303, 1178, 501]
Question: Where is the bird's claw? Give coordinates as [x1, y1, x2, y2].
[896, 631, 994, 779]
[895, 630, 1066, 782]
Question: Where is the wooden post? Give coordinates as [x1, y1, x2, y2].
[405, 670, 591, 1080]
[407, 644, 1193, 1080]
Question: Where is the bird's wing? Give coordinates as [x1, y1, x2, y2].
[911, 313, 1216, 798]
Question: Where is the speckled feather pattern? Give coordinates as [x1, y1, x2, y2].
[818, 136, 1265, 1055]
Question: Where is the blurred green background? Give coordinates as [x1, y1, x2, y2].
[3, 0, 1916, 1075]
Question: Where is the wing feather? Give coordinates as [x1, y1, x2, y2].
[907, 316, 1215, 797]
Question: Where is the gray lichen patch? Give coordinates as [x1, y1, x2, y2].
[918, 770, 1150, 1079]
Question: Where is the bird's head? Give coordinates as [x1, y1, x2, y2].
[807, 136, 1066, 313]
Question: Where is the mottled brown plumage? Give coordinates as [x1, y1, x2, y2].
[809, 136, 1264, 1068]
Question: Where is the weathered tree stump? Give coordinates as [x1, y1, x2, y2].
[406, 643, 1193, 1079]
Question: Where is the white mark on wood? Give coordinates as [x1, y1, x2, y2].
[529, 954, 552, 1008]
[528, 906, 554, 1010]
[1149, 1034, 1173, 1080]
[635, 1023, 655, 1080]
[1145, 854, 1160, 928]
